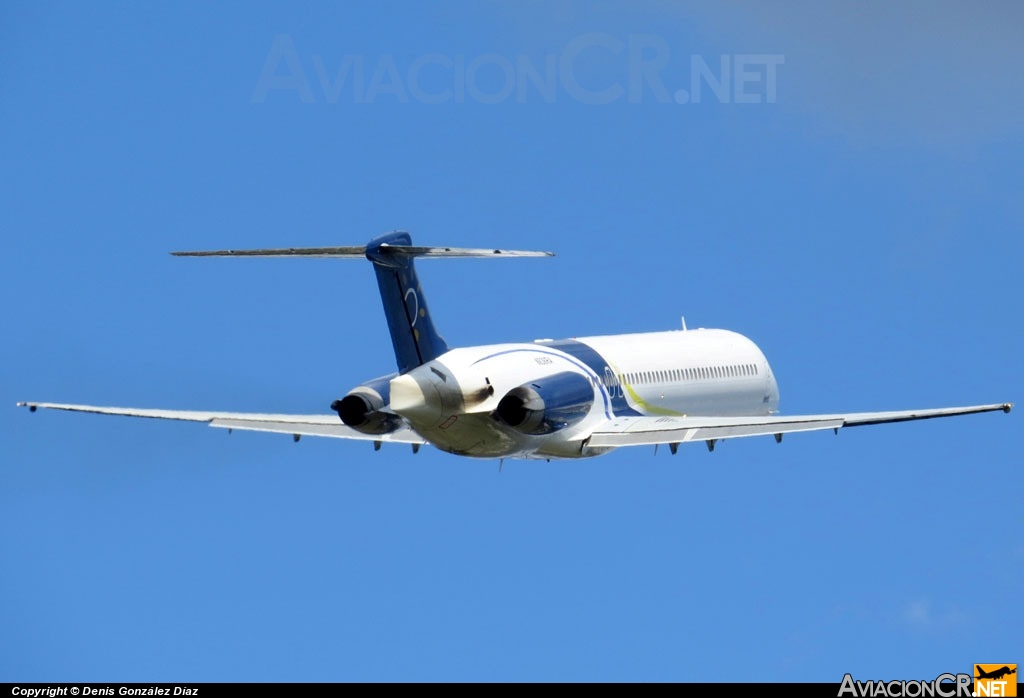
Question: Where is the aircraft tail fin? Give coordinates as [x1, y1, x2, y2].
[172, 231, 553, 373]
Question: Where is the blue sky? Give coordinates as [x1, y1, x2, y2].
[2, 0, 1021, 682]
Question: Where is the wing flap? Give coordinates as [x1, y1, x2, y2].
[587, 416, 844, 447]
[209, 417, 424, 443]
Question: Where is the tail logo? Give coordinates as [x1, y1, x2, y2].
[404, 288, 420, 327]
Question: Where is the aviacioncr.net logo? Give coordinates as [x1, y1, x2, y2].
[974, 665, 1017, 697]
[838, 673, 973, 698]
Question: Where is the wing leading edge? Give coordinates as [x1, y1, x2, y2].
[16, 401, 1012, 454]
[586, 403, 1013, 448]
[15, 402, 426, 444]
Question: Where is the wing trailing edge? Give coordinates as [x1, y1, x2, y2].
[16, 401, 426, 444]
[586, 403, 1013, 448]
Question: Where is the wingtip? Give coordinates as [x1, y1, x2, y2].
[1003, 403, 1013, 413]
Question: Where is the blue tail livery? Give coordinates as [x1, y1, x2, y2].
[365, 231, 449, 373]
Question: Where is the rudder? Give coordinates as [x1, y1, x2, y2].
[365, 231, 448, 373]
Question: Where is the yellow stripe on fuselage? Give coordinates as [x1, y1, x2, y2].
[606, 359, 683, 416]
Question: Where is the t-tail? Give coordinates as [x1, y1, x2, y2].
[365, 230, 448, 373]
[172, 230, 553, 373]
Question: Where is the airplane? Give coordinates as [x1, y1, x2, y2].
[976, 666, 1016, 681]
[17, 230, 1013, 460]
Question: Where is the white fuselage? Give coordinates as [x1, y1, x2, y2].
[386, 328, 780, 459]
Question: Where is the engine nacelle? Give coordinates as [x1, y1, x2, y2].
[331, 375, 403, 435]
[495, 371, 595, 435]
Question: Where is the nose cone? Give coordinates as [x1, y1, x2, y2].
[389, 374, 429, 415]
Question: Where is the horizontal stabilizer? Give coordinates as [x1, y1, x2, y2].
[171, 244, 554, 259]
[170, 231, 552, 374]
[381, 245, 554, 258]
[171, 246, 367, 258]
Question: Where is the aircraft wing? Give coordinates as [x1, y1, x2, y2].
[15, 401, 426, 444]
[586, 403, 1013, 448]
